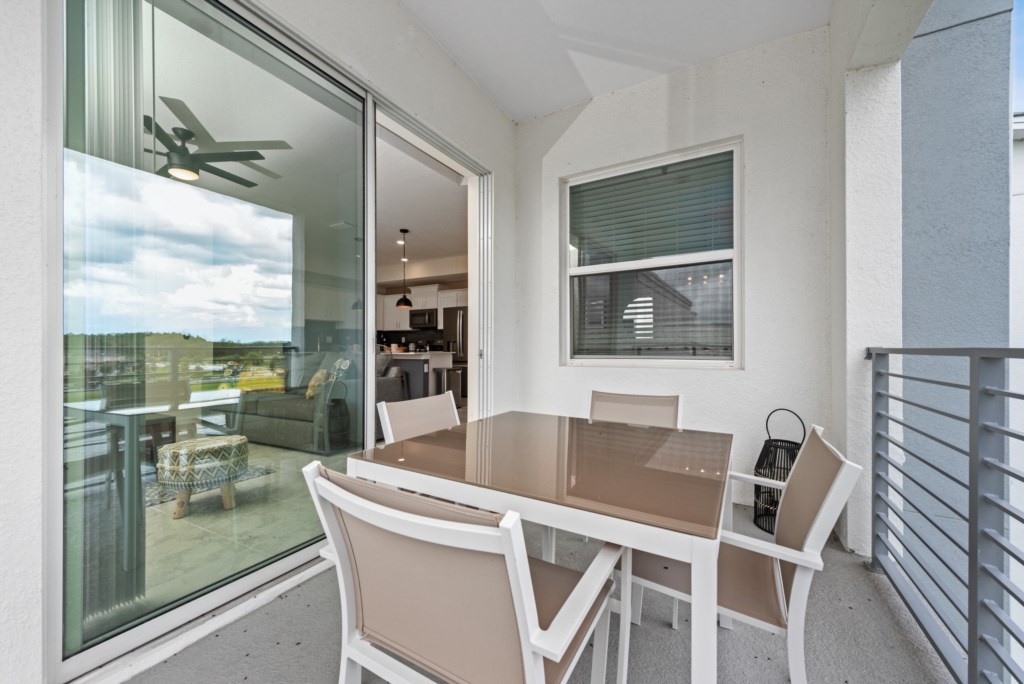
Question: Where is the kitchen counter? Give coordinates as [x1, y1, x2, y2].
[390, 352, 453, 364]
[388, 352, 453, 398]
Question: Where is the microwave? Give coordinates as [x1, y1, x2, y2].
[409, 308, 437, 329]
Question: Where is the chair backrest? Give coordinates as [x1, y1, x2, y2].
[589, 390, 681, 430]
[774, 425, 862, 601]
[377, 391, 459, 444]
[304, 464, 539, 684]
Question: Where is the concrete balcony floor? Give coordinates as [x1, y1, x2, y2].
[131, 506, 952, 683]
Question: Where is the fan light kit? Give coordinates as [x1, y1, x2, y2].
[396, 229, 412, 309]
[143, 96, 292, 188]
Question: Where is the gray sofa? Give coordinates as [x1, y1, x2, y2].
[236, 351, 350, 453]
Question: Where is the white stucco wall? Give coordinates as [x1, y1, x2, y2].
[514, 28, 832, 504]
[0, 0, 47, 681]
[258, 0, 518, 415]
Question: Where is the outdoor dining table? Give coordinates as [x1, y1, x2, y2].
[345, 410, 734, 683]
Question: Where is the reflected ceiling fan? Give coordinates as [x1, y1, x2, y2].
[143, 96, 292, 188]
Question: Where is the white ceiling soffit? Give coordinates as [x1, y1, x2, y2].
[397, 0, 832, 122]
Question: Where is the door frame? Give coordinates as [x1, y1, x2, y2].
[367, 110, 493, 446]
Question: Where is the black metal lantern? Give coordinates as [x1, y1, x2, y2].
[753, 408, 806, 534]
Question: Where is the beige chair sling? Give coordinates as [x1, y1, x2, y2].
[629, 425, 862, 684]
[303, 462, 621, 684]
[377, 390, 459, 444]
[589, 390, 681, 430]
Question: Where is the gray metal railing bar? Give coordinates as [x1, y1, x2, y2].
[867, 346, 1024, 359]
[984, 386, 1024, 402]
[981, 528, 1024, 569]
[983, 421, 1024, 443]
[877, 391, 970, 424]
[877, 462, 969, 523]
[876, 510, 968, 587]
[982, 457, 1024, 484]
[872, 518, 966, 618]
[876, 551, 969, 682]
[981, 599, 1024, 652]
[878, 534, 969, 649]
[981, 562, 1024, 611]
[880, 370, 970, 391]
[879, 432, 969, 490]
[877, 472, 969, 555]
[979, 634, 1024, 683]
[982, 492, 1024, 527]
[877, 411, 970, 457]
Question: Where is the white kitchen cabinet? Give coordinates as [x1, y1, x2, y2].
[409, 284, 439, 310]
[376, 295, 384, 328]
[436, 288, 467, 330]
[306, 285, 343, 322]
[380, 294, 411, 331]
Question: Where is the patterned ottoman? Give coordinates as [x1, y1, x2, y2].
[156, 435, 249, 519]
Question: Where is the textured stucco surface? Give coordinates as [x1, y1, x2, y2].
[513, 29, 831, 499]
[0, 0, 47, 681]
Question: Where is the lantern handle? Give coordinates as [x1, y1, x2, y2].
[766, 408, 806, 444]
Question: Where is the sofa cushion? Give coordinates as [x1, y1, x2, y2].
[257, 394, 316, 422]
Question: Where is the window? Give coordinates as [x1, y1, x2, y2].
[565, 145, 739, 364]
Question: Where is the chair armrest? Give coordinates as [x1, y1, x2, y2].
[530, 543, 622, 661]
[720, 531, 823, 571]
[728, 471, 787, 490]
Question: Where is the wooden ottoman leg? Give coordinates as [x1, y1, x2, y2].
[172, 490, 191, 519]
[220, 481, 236, 510]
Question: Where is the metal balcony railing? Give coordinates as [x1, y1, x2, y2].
[867, 348, 1024, 683]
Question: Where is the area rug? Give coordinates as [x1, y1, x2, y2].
[144, 466, 274, 507]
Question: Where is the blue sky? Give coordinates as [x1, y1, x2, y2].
[64, 149, 294, 343]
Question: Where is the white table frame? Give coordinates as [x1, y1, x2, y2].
[347, 434, 731, 684]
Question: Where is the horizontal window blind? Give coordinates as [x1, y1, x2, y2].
[571, 262, 733, 359]
[570, 151, 733, 267]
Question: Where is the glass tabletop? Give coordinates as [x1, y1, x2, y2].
[349, 411, 734, 539]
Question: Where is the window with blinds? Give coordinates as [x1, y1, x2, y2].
[566, 147, 737, 362]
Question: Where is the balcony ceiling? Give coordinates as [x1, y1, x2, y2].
[397, 0, 832, 122]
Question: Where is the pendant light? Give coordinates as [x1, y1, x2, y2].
[396, 228, 412, 308]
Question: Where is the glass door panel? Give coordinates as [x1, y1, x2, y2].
[63, 0, 364, 656]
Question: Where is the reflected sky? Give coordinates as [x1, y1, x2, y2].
[64, 149, 293, 342]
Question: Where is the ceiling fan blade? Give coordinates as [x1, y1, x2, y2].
[143, 115, 179, 151]
[194, 139, 292, 152]
[238, 159, 281, 179]
[143, 148, 168, 156]
[197, 162, 257, 188]
[159, 96, 213, 145]
[191, 150, 265, 163]
[155, 164, 171, 177]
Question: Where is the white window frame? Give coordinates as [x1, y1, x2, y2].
[560, 138, 744, 369]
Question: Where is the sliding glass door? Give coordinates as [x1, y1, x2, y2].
[62, 0, 365, 658]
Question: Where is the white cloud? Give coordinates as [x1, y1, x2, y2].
[64, 149, 294, 341]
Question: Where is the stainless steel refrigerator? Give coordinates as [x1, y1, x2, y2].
[442, 306, 468, 406]
[442, 306, 469, 363]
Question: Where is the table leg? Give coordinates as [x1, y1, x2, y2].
[691, 538, 719, 682]
[123, 417, 142, 570]
[540, 526, 556, 563]
[616, 548, 632, 684]
[719, 482, 734, 630]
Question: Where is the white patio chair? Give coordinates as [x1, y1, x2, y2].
[628, 425, 862, 684]
[303, 462, 621, 684]
[376, 390, 459, 444]
[589, 389, 681, 430]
